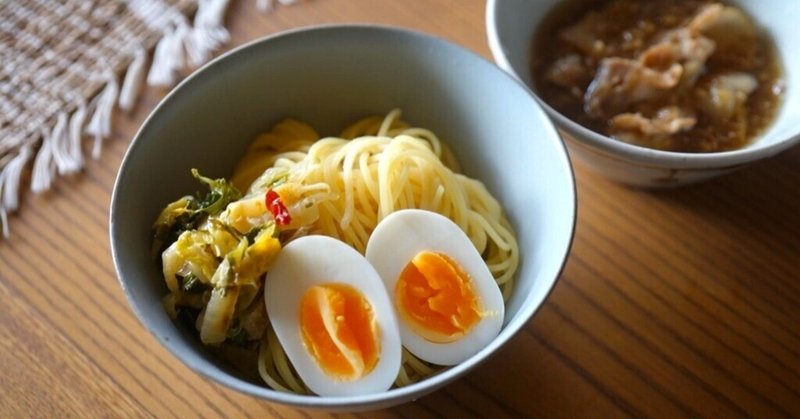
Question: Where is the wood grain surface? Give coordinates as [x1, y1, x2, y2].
[1, 0, 799, 417]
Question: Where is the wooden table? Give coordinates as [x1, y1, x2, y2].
[2, 0, 799, 417]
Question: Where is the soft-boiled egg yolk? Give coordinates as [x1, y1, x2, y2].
[366, 209, 505, 366]
[300, 283, 380, 381]
[395, 251, 481, 343]
[265, 235, 401, 396]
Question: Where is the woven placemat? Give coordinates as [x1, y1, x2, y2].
[0, 0, 298, 238]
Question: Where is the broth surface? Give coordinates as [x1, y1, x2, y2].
[532, 0, 784, 152]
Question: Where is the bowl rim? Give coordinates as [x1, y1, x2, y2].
[485, 0, 800, 168]
[110, 22, 577, 409]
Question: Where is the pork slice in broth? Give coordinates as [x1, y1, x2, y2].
[690, 3, 758, 66]
[610, 106, 697, 145]
[545, 54, 592, 95]
[584, 57, 683, 118]
[701, 72, 758, 121]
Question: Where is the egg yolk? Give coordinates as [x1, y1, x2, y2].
[299, 283, 380, 381]
[395, 251, 481, 343]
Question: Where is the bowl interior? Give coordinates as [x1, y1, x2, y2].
[111, 25, 575, 410]
[488, 0, 800, 160]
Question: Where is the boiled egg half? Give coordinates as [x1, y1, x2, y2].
[366, 209, 505, 366]
[264, 235, 402, 396]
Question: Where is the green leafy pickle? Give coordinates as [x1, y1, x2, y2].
[152, 170, 242, 257]
[152, 196, 197, 256]
[180, 273, 209, 294]
[226, 323, 250, 347]
[192, 168, 242, 216]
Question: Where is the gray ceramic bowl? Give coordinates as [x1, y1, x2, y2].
[488, 0, 800, 187]
[110, 25, 576, 411]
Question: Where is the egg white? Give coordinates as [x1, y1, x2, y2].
[264, 235, 402, 397]
[365, 209, 505, 366]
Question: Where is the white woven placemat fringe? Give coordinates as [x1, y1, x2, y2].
[257, 0, 299, 14]
[0, 0, 299, 239]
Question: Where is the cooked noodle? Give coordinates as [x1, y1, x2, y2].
[230, 109, 519, 392]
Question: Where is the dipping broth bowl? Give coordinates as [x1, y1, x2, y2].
[110, 25, 576, 411]
[487, 0, 800, 187]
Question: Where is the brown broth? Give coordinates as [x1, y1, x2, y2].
[531, 0, 784, 152]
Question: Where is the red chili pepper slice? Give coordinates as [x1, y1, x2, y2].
[265, 189, 292, 226]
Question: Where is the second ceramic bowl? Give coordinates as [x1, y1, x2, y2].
[487, 0, 800, 187]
